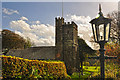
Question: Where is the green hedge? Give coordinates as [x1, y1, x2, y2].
[2, 55, 70, 79]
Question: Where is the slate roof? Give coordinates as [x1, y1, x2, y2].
[6, 46, 56, 60]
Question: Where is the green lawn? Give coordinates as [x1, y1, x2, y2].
[83, 66, 100, 72]
[71, 66, 100, 79]
[71, 64, 120, 79]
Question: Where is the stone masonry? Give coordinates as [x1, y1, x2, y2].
[55, 17, 79, 75]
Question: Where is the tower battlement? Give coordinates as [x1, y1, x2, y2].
[63, 21, 77, 25]
[55, 17, 64, 26]
[55, 17, 64, 21]
[63, 21, 78, 30]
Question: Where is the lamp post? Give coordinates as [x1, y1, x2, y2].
[89, 4, 112, 79]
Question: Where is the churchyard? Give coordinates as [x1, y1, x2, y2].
[1, 2, 120, 80]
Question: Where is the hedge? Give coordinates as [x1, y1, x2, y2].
[2, 55, 71, 79]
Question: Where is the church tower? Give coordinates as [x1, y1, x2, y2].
[55, 17, 79, 75]
[55, 17, 64, 60]
[62, 21, 78, 75]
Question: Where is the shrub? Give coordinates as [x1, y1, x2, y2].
[116, 70, 120, 78]
[105, 42, 120, 64]
[2, 55, 71, 79]
[83, 62, 90, 66]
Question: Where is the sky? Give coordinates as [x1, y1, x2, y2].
[1, 0, 119, 2]
[1, 2, 118, 49]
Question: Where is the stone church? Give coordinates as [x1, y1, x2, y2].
[7, 17, 80, 75]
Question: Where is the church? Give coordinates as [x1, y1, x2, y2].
[7, 17, 80, 75]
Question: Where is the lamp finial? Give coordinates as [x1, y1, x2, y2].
[98, 4, 103, 16]
[99, 4, 101, 12]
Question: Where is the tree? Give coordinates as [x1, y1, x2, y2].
[24, 37, 34, 48]
[78, 37, 96, 75]
[2, 29, 33, 52]
[104, 42, 120, 64]
[107, 11, 120, 43]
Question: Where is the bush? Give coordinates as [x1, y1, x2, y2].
[83, 62, 90, 66]
[2, 55, 71, 79]
[116, 70, 120, 78]
[105, 42, 120, 64]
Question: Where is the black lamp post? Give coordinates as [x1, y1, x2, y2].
[90, 4, 112, 79]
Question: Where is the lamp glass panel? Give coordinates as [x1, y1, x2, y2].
[93, 24, 97, 41]
[99, 24, 104, 41]
[106, 23, 110, 41]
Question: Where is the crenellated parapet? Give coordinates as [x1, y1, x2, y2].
[55, 17, 64, 25]
[55, 17, 64, 21]
[62, 21, 78, 31]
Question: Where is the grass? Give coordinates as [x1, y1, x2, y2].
[71, 71, 91, 79]
[71, 66, 100, 79]
[83, 66, 100, 72]
[71, 64, 120, 79]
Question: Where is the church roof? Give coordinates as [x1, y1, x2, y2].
[78, 37, 96, 55]
[6, 46, 56, 60]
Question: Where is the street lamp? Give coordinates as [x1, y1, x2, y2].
[89, 4, 112, 79]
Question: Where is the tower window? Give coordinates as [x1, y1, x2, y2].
[67, 30, 69, 34]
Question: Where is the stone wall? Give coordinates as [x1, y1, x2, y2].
[55, 17, 64, 60]
[6, 46, 56, 60]
[62, 21, 79, 75]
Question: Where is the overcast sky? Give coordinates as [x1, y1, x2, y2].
[1, 1, 118, 49]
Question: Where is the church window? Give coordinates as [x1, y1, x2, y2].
[67, 30, 69, 34]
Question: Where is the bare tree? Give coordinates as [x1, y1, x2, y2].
[107, 11, 120, 44]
